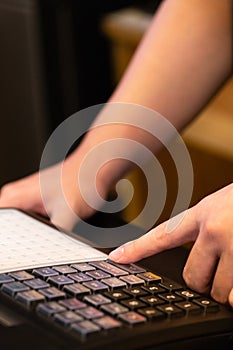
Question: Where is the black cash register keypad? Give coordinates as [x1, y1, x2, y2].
[0, 260, 221, 339]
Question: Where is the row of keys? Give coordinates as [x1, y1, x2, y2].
[0, 279, 187, 302]
[35, 293, 219, 339]
[0, 259, 171, 289]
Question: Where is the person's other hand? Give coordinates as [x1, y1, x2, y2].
[109, 183, 233, 307]
[0, 152, 107, 230]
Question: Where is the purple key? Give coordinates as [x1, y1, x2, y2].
[54, 311, 83, 326]
[76, 306, 104, 320]
[83, 280, 108, 292]
[0, 274, 14, 285]
[71, 263, 95, 272]
[9, 271, 34, 281]
[16, 290, 45, 309]
[1, 281, 29, 296]
[63, 283, 90, 297]
[52, 265, 77, 274]
[36, 301, 66, 317]
[118, 311, 146, 325]
[86, 270, 111, 280]
[94, 316, 122, 329]
[108, 261, 146, 274]
[33, 268, 58, 279]
[84, 294, 111, 307]
[101, 277, 126, 289]
[47, 275, 74, 288]
[100, 302, 128, 316]
[89, 261, 128, 276]
[70, 320, 100, 336]
[59, 298, 86, 310]
[38, 287, 65, 300]
[68, 272, 93, 283]
[24, 278, 50, 290]
[120, 275, 144, 286]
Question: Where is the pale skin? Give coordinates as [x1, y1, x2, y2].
[0, 0, 232, 305]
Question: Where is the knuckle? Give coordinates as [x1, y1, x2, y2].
[201, 220, 219, 241]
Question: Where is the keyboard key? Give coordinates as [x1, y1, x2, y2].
[140, 295, 164, 306]
[101, 277, 127, 289]
[159, 279, 183, 291]
[157, 304, 184, 318]
[118, 311, 146, 325]
[76, 306, 104, 320]
[104, 290, 129, 301]
[59, 298, 86, 310]
[175, 301, 201, 314]
[53, 265, 77, 274]
[54, 310, 83, 326]
[193, 298, 219, 312]
[24, 278, 50, 290]
[89, 261, 128, 277]
[9, 271, 34, 281]
[158, 292, 183, 303]
[47, 275, 74, 288]
[176, 290, 200, 300]
[0, 274, 14, 285]
[100, 302, 128, 316]
[70, 320, 100, 336]
[68, 272, 93, 283]
[86, 270, 111, 280]
[39, 287, 66, 300]
[137, 272, 161, 284]
[138, 307, 165, 320]
[16, 290, 45, 309]
[108, 261, 146, 274]
[123, 287, 148, 298]
[141, 284, 166, 294]
[36, 301, 66, 317]
[1, 281, 29, 296]
[121, 299, 147, 310]
[71, 263, 95, 272]
[120, 274, 145, 286]
[84, 294, 111, 307]
[63, 283, 90, 297]
[33, 268, 59, 279]
[83, 281, 108, 292]
[94, 316, 122, 330]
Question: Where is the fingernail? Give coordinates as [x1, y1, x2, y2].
[109, 246, 124, 262]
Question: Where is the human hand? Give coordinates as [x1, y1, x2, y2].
[109, 183, 233, 307]
[0, 152, 107, 230]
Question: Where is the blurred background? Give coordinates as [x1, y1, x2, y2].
[0, 0, 232, 229]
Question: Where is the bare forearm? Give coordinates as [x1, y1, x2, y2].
[75, 0, 232, 189]
[110, 0, 232, 127]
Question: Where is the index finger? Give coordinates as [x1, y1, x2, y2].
[108, 207, 198, 263]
